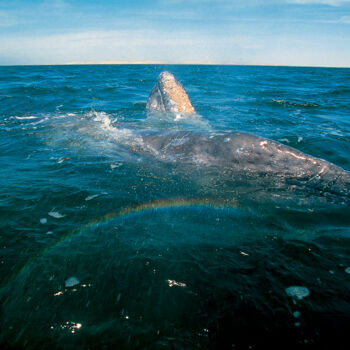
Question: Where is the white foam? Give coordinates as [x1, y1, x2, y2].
[89, 110, 142, 147]
[48, 210, 66, 219]
[93, 111, 112, 129]
[240, 251, 249, 256]
[167, 279, 186, 288]
[29, 117, 49, 126]
[15, 116, 38, 120]
[85, 194, 99, 201]
[110, 162, 123, 169]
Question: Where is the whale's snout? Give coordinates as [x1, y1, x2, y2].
[158, 71, 176, 82]
[147, 71, 195, 114]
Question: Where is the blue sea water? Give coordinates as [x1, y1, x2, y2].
[0, 64, 350, 349]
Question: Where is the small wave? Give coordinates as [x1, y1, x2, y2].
[8, 85, 53, 95]
[8, 85, 80, 96]
[28, 117, 49, 126]
[328, 88, 350, 96]
[133, 102, 147, 111]
[8, 115, 48, 128]
[0, 95, 14, 102]
[270, 99, 319, 108]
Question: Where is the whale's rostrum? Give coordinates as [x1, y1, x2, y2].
[146, 71, 195, 115]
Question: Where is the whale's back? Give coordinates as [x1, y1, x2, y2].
[139, 130, 350, 198]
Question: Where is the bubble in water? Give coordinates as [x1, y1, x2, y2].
[285, 286, 310, 300]
[65, 277, 80, 288]
[40, 218, 47, 224]
[345, 267, 350, 274]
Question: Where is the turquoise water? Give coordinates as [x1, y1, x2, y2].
[0, 65, 350, 349]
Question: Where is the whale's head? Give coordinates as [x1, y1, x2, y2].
[146, 71, 195, 115]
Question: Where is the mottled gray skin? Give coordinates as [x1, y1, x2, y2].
[137, 130, 350, 197]
[146, 71, 195, 114]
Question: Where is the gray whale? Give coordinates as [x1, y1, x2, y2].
[144, 72, 350, 201]
[101, 71, 349, 209]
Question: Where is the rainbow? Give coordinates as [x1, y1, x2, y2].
[77, 197, 239, 235]
[53, 197, 240, 248]
[0, 198, 239, 292]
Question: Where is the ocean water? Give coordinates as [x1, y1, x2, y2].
[0, 64, 350, 349]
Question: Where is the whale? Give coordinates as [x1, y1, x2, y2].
[142, 72, 350, 203]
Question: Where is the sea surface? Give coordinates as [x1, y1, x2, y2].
[0, 65, 350, 349]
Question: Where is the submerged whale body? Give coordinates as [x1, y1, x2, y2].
[142, 71, 350, 203]
[138, 129, 350, 197]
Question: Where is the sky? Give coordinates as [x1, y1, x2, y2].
[0, 0, 349, 66]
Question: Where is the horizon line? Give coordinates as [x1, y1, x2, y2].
[0, 61, 349, 69]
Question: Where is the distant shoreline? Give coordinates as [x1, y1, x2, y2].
[0, 62, 349, 69]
